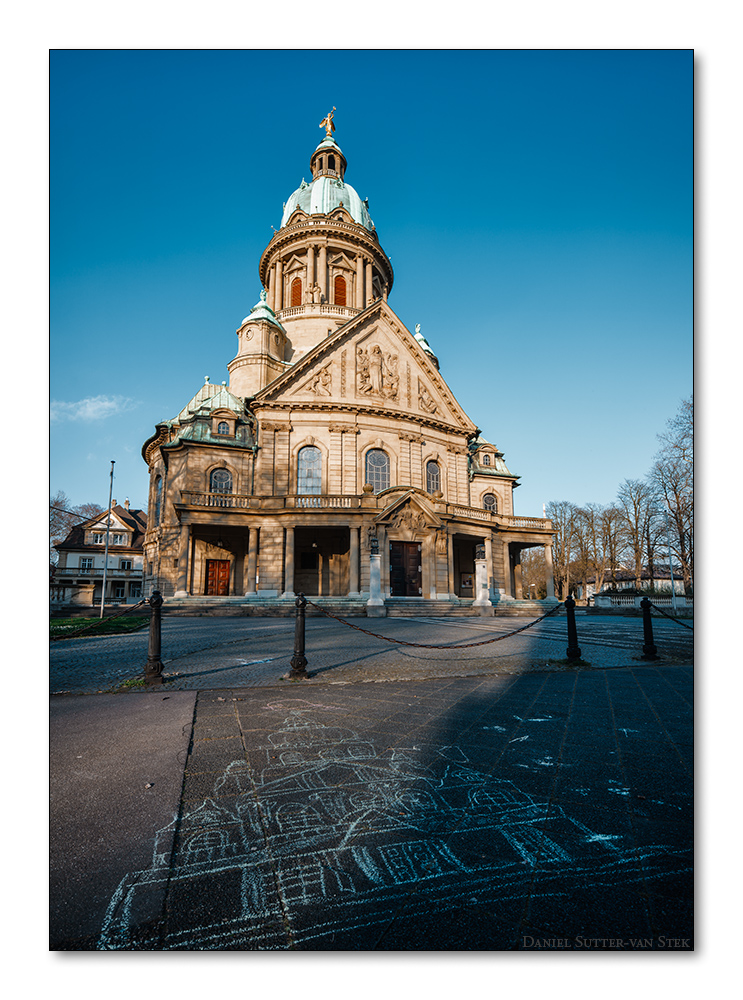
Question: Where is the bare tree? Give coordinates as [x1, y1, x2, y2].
[650, 397, 693, 592]
[600, 504, 624, 590]
[616, 479, 658, 590]
[50, 492, 105, 564]
[575, 503, 613, 596]
[545, 501, 580, 599]
[520, 546, 547, 599]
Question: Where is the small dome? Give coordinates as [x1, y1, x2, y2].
[281, 175, 374, 230]
[240, 289, 286, 331]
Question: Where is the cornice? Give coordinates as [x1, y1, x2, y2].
[251, 400, 471, 437]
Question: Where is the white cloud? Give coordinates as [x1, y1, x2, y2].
[50, 395, 138, 423]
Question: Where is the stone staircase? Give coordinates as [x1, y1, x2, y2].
[159, 595, 560, 618]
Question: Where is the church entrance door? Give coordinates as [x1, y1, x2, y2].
[205, 559, 230, 596]
[390, 542, 422, 596]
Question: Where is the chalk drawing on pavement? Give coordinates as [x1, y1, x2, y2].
[97, 708, 691, 950]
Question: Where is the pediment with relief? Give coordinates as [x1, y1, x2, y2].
[255, 300, 477, 433]
[374, 491, 442, 533]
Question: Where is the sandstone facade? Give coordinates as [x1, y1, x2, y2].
[141, 121, 555, 610]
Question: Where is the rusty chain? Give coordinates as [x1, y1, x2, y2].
[50, 600, 148, 641]
[649, 601, 694, 630]
[304, 599, 564, 649]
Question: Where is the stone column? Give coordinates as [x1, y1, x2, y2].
[349, 526, 360, 595]
[484, 533, 496, 601]
[245, 527, 258, 595]
[544, 540, 556, 599]
[425, 532, 436, 599]
[473, 544, 493, 613]
[447, 529, 456, 599]
[174, 525, 190, 598]
[367, 539, 386, 616]
[512, 546, 523, 600]
[319, 245, 327, 302]
[274, 259, 283, 311]
[267, 265, 275, 311]
[365, 261, 373, 305]
[379, 525, 389, 596]
[356, 255, 365, 308]
[282, 526, 295, 599]
[306, 245, 315, 297]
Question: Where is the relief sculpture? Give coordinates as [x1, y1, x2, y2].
[300, 364, 332, 397]
[418, 379, 438, 414]
[357, 345, 399, 400]
[392, 506, 428, 531]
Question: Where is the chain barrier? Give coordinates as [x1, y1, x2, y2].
[50, 600, 148, 642]
[648, 601, 694, 630]
[304, 599, 564, 649]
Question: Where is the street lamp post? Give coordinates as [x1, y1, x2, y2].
[665, 509, 678, 616]
[99, 460, 115, 619]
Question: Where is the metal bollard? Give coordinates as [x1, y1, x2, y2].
[289, 593, 309, 679]
[144, 590, 164, 685]
[565, 595, 582, 662]
[640, 597, 658, 660]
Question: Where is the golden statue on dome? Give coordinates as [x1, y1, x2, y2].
[319, 107, 336, 138]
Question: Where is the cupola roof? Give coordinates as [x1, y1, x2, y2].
[280, 136, 375, 231]
[240, 289, 286, 331]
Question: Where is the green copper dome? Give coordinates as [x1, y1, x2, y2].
[280, 139, 375, 231]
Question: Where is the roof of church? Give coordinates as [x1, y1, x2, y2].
[280, 139, 374, 231]
[175, 380, 245, 422]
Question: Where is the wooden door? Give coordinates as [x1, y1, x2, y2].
[390, 542, 422, 596]
[205, 559, 230, 596]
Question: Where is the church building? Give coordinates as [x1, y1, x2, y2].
[141, 112, 555, 613]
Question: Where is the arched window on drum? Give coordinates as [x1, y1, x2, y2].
[426, 460, 441, 495]
[297, 446, 322, 495]
[365, 449, 390, 494]
[334, 274, 347, 306]
[154, 475, 162, 525]
[291, 278, 302, 307]
[483, 493, 497, 513]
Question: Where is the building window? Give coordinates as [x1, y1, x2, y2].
[426, 461, 441, 494]
[365, 449, 390, 494]
[120, 559, 132, 570]
[113, 585, 126, 599]
[92, 533, 105, 544]
[217, 421, 229, 435]
[210, 468, 233, 494]
[297, 445, 322, 494]
[130, 584, 142, 599]
[80, 557, 93, 571]
[483, 493, 497, 512]
[148, 562, 153, 575]
[482, 454, 491, 466]
[334, 274, 347, 306]
[112, 533, 125, 545]
[154, 475, 162, 525]
[328, 154, 336, 171]
[291, 278, 302, 307]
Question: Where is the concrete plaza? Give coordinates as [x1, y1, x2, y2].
[50, 612, 693, 950]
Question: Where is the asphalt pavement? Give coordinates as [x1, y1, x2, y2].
[49, 612, 693, 951]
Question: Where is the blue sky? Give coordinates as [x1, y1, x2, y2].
[50, 49, 692, 516]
